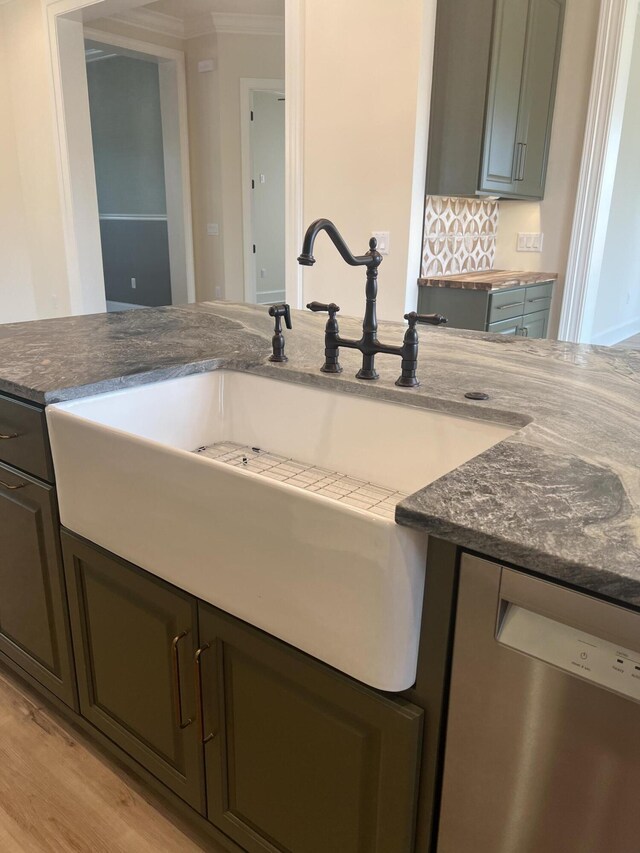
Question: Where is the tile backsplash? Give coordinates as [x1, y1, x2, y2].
[421, 196, 499, 277]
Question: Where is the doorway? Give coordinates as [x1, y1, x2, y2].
[241, 79, 286, 305]
[85, 43, 172, 310]
[46, 0, 303, 315]
[83, 29, 195, 312]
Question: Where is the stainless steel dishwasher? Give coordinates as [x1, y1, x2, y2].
[437, 553, 640, 853]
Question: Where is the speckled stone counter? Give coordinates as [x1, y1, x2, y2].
[418, 270, 558, 291]
[0, 301, 638, 608]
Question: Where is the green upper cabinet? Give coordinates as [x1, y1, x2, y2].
[427, 0, 565, 200]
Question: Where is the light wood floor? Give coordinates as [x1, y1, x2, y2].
[0, 668, 227, 852]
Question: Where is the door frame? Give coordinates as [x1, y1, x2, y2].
[558, 0, 638, 342]
[83, 27, 197, 307]
[44, 0, 196, 310]
[240, 77, 286, 304]
[44, 0, 305, 312]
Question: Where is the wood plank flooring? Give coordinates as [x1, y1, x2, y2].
[0, 668, 226, 852]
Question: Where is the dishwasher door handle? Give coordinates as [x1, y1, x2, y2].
[498, 567, 640, 654]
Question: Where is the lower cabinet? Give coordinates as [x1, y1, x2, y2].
[520, 308, 548, 339]
[61, 532, 424, 853]
[197, 603, 424, 853]
[0, 463, 76, 708]
[61, 533, 205, 812]
[418, 279, 554, 338]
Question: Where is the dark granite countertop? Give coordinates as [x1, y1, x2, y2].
[0, 301, 638, 608]
[418, 270, 558, 291]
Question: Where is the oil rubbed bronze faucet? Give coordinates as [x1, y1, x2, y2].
[298, 218, 447, 387]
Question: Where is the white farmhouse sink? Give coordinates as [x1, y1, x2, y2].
[47, 370, 515, 691]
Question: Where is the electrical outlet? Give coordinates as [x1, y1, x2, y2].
[214, 286, 222, 299]
[130, 277, 137, 289]
[372, 231, 390, 255]
[516, 232, 544, 252]
[207, 223, 219, 236]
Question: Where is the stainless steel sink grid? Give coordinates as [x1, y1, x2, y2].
[194, 441, 406, 519]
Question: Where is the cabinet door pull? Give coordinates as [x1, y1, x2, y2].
[0, 478, 27, 490]
[195, 643, 215, 744]
[527, 296, 548, 303]
[0, 432, 19, 440]
[518, 143, 527, 181]
[496, 302, 524, 311]
[171, 630, 193, 729]
[513, 142, 523, 181]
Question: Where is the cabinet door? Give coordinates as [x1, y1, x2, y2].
[515, 0, 565, 198]
[479, 0, 529, 195]
[62, 533, 205, 811]
[488, 315, 524, 336]
[0, 463, 76, 707]
[520, 309, 549, 339]
[197, 604, 423, 853]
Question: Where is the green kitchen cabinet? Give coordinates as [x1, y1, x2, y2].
[418, 280, 554, 338]
[0, 462, 76, 708]
[520, 308, 549, 339]
[0, 391, 76, 710]
[61, 532, 206, 812]
[427, 0, 565, 200]
[197, 602, 424, 853]
[60, 532, 424, 851]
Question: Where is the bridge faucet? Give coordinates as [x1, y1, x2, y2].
[298, 218, 447, 387]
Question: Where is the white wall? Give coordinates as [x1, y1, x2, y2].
[591, 15, 640, 345]
[0, 17, 37, 323]
[0, 0, 72, 322]
[302, 0, 435, 322]
[494, 0, 600, 337]
[185, 33, 225, 302]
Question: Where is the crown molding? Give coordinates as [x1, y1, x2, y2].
[211, 12, 284, 36]
[108, 7, 185, 39]
[106, 7, 284, 41]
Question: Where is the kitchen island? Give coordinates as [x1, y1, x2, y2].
[0, 301, 638, 853]
[1, 300, 637, 604]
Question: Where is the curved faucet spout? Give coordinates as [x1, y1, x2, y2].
[297, 218, 381, 269]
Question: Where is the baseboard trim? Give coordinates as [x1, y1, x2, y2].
[591, 316, 640, 346]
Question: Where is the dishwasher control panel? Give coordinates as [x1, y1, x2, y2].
[498, 604, 640, 702]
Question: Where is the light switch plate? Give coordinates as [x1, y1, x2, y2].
[372, 231, 390, 255]
[198, 59, 215, 73]
[207, 223, 219, 236]
[517, 232, 544, 252]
